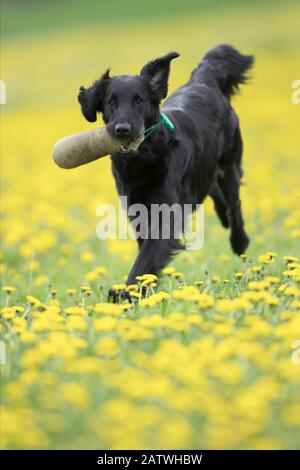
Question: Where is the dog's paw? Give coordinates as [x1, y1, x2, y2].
[230, 231, 250, 255]
[108, 288, 132, 304]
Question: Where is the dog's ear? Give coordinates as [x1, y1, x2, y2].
[78, 69, 110, 122]
[140, 52, 179, 101]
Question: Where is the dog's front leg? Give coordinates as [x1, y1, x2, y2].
[126, 200, 183, 285]
[126, 238, 177, 285]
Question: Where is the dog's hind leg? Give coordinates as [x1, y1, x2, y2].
[218, 164, 249, 255]
[218, 128, 249, 255]
[209, 182, 229, 228]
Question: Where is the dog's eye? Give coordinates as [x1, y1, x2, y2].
[134, 97, 143, 105]
[108, 98, 116, 106]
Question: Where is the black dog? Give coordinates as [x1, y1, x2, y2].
[78, 45, 254, 288]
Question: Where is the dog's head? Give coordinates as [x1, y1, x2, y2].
[78, 52, 179, 142]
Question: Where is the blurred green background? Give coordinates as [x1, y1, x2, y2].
[2, 0, 294, 37]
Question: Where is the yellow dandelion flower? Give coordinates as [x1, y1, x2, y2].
[94, 316, 118, 332]
[1, 307, 14, 320]
[216, 297, 251, 313]
[85, 271, 98, 282]
[260, 292, 280, 306]
[139, 292, 169, 308]
[258, 254, 271, 264]
[136, 274, 158, 283]
[266, 251, 277, 258]
[139, 314, 167, 329]
[2, 286, 16, 294]
[112, 283, 127, 291]
[66, 288, 76, 296]
[126, 284, 139, 292]
[198, 293, 215, 309]
[129, 292, 141, 299]
[234, 272, 244, 280]
[80, 250, 94, 262]
[265, 276, 280, 284]
[94, 303, 129, 316]
[283, 255, 298, 263]
[11, 305, 25, 314]
[96, 337, 120, 357]
[64, 306, 86, 316]
[287, 262, 300, 270]
[247, 280, 270, 290]
[80, 286, 92, 295]
[117, 320, 153, 341]
[284, 286, 300, 297]
[167, 312, 188, 332]
[162, 267, 176, 276]
[33, 275, 48, 287]
[26, 295, 41, 306]
[67, 316, 87, 331]
[283, 269, 300, 278]
[19, 331, 37, 344]
[280, 311, 293, 320]
[171, 271, 183, 279]
[251, 266, 262, 273]
[60, 383, 90, 410]
[95, 266, 107, 275]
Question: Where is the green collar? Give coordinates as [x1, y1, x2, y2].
[144, 111, 175, 139]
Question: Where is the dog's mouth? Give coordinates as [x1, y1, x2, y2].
[120, 145, 135, 154]
[108, 125, 145, 154]
[104, 123, 145, 154]
[120, 138, 144, 153]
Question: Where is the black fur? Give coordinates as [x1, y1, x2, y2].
[78, 45, 254, 286]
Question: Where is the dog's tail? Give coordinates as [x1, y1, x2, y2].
[194, 44, 254, 100]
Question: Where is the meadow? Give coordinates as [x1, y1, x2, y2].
[1, 1, 300, 449]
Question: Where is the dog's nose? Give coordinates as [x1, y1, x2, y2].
[114, 123, 132, 136]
